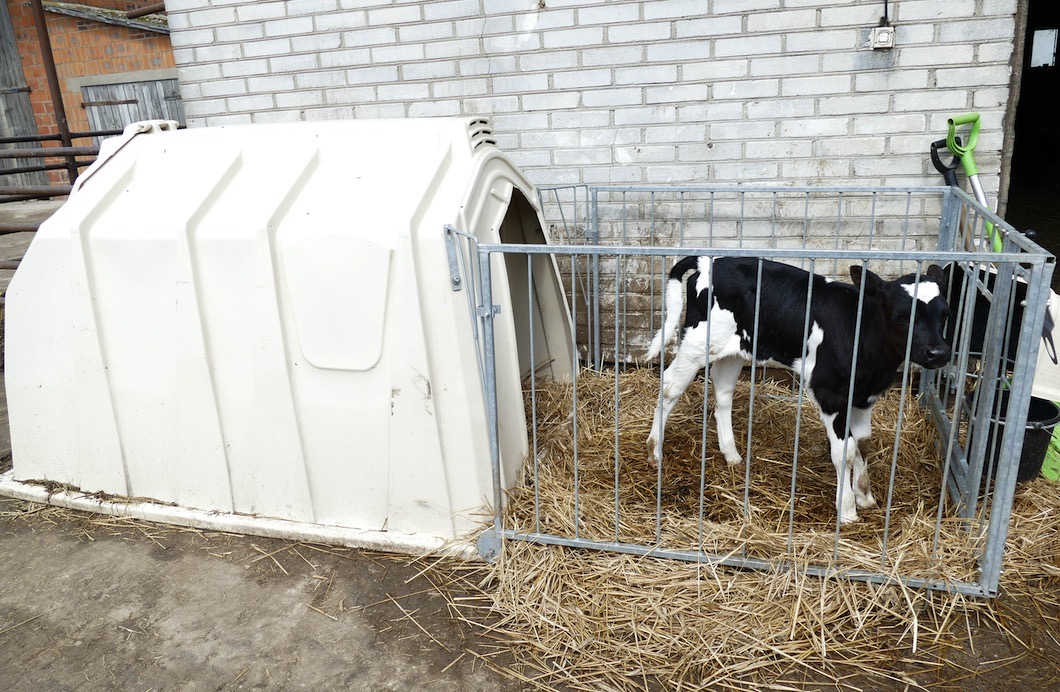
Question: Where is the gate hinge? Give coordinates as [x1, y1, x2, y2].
[477, 304, 501, 318]
[443, 225, 463, 291]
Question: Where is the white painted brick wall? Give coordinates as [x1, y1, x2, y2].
[165, 0, 1020, 199]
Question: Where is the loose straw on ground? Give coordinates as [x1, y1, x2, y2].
[435, 368, 1060, 691]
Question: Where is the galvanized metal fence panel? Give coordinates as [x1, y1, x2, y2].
[462, 185, 1053, 598]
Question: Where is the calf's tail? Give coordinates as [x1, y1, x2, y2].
[644, 256, 701, 361]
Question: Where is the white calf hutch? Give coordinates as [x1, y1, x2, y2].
[0, 118, 573, 555]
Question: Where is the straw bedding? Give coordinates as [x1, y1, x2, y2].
[442, 368, 1060, 690]
[513, 368, 975, 583]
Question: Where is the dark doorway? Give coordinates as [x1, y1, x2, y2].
[1007, 0, 1060, 276]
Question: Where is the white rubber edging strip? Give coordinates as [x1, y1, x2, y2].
[0, 470, 480, 561]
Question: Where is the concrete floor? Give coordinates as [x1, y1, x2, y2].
[0, 199, 525, 692]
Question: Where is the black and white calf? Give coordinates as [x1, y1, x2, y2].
[645, 257, 952, 524]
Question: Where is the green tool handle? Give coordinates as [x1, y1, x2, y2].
[946, 112, 981, 177]
[946, 112, 1001, 250]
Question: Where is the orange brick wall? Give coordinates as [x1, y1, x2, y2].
[8, 1, 175, 140]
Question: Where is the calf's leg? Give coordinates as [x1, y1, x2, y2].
[848, 406, 877, 509]
[818, 409, 860, 524]
[710, 355, 745, 465]
[647, 334, 707, 467]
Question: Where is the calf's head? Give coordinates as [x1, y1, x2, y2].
[850, 264, 952, 369]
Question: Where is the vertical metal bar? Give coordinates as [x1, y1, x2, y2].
[972, 207, 986, 249]
[770, 191, 778, 249]
[954, 257, 1013, 522]
[478, 251, 504, 546]
[802, 192, 811, 247]
[554, 187, 571, 240]
[450, 231, 485, 387]
[655, 256, 668, 544]
[614, 252, 622, 543]
[832, 191, 844, 276]
[621, 193, 629, 356]
[528, 253, 541, 534]
[935, 262, 981, 514]
[978, 274, 1024, 512]
[678, 190, 686, 246]
[764, 194, 779, 381]
[650, 190, 656, 244]
[592, 254, 601, 372]
[900, 192, 913, 276]
[738, 190, 746, 248]
[867, 191, 878, 252]
[590, 187, 601, 371]
[880, 262, 925, 565]
[708, 191, 716, 246]
[787, 259, 816, 554]
[978, 255, 1053, 594]
[29, 0, 79, 183]
[650, 191, 658, 343]
[743, 259, 766, 528]
[698, 257, 714, 553]
[570, 251, 581, 539]
[835, 255, 869, 556]
[937, 187, 961, 254]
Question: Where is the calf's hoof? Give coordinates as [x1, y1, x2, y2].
[856, 494, 878, 510]
[646, 437, 660, 468]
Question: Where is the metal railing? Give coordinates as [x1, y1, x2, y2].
[0, 130, 121, 202]
[464, 184, 1053, 598]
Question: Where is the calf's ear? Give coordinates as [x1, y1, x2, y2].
[926, 264, 945, 283]
[849, 265, 885, 294]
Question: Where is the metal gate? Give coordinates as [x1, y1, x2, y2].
[458, 184, 1054, 598]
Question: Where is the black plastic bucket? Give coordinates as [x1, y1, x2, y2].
[979, 389, 1060, 482]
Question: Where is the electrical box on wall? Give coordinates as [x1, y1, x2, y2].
[871, 25, 895, 50]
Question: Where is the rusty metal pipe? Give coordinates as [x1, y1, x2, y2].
[0, 161, 92, 176]
[29, 0, 79, 183]
[126, 3, 166, 19]
[0, 147, 99, 159]
[0, 129, 122, 145]
[0, 186, 72, 196]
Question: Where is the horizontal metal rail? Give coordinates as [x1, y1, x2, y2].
[579, 183, 952, 194]
[478, 241, 1046, 267]
[0, 160, 93, 177]
[0, 146, 100, 159]
[0, 186, 71, 197]
[0, 129, 122, 145]
[500, 530, 989, 597]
